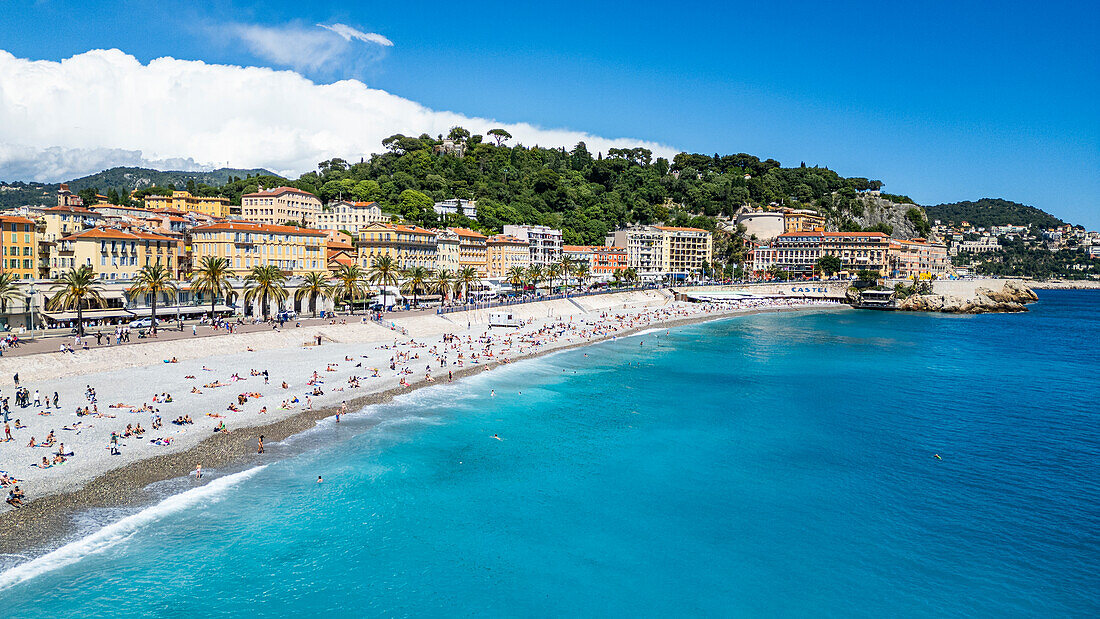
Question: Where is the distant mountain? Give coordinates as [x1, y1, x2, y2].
[923, 198, 1067, 229]
[65, 166, 278, 194]
[0, 166, 280, 210]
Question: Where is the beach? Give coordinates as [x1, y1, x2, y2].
[0, 291, 845, 554]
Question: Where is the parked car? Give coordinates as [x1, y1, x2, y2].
[128, 317, 161, 329]
[276, 310, 297, 322]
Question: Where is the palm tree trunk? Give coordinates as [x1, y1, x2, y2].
[312, 292, 318, 318]
[210, 293, 216, 321]
[151, 293, 158, 335]
[76, 302, 85, 338]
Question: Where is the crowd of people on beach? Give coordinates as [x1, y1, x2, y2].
[0, 297, 836, 511]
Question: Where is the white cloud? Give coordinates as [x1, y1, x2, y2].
[317, 23, 393, 47]
[0, 48, 679, 183]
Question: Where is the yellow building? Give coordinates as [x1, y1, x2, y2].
[357, 223, 438, 271]
[241, 186, 322, 226]
[889, 238, 950, 280]
[653, 226, 713, 278]
[190, 222, 328, 277]
[783, 211, 825, 233]
[144, 191, 233, 218]
[486, 234, 530, 278]
[53, 228, 181, 281]
[0, 215, 38, 280]
[449, 228, 489, 277]
[35, 205, 104, 242]
[435, 229, 461, 274]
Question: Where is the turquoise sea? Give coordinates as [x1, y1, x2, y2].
[0, 290, 1097, 617]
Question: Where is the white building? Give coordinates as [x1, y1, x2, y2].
[433, 199, 478, 221]
[314, 201, 389, 234]
[502, 224, 563, 267]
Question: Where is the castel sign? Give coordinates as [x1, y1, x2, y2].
[791, 286, 828, 294]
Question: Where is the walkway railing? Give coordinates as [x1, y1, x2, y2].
[435, 284, 663, 315]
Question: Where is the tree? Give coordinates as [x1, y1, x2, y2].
[487, 128, 512, 146]
[546, 262, 562, 294]
[294, 271, 332, 317]
[572, 261, 591, 289]
[332, 264, 367, 314]
[506, 265, 527, 293]
[0, 273, 21, 314]
[623, 267, 638, 285]
[45, 266, 105, 337]
[243, 265, 289, 321]
[127, 263, 178, 333]
[555, 256, 575, 291]
[433, 269, 455, 303]
[190, 256, 233, 319]
[457, 266, 479, 304]
[366, 255, 400, 311]
[447, 126, 471, 142]
[816, 254, 842, 277]
[400, 265, 431, 307]
[398, 189, 433, 221]
[525, 264, 544, 292]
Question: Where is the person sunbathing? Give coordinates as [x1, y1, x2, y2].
[191, 387, 202, 394]
[281, 381, 289, 389]
[26, 437, 36, 447]
[184, 375, 196, 379]
[37, 457, 51, 468]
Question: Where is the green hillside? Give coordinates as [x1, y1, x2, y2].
[66, 166, 278, 194]
[924, 198, 1066, 229]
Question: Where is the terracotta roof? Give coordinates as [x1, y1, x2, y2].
[60, 227, 177, 242]
[448, 227, 487, 240]
[242, 186, 318, 199]
[192, 221, 326, 236]
[327, 240, 354, 250]
[45, 205, 98, 214]
[0, 215, 35, 225]
[488, 234, 527, 245]
[329, 254, 355, 266]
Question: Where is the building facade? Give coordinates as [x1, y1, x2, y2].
[562, 245, 628, 278]
[190, 222, 327, 277]
[487, 234, 530, 278]
[314, 201, 388, 234]
[0, 215, 38, 280]
[435, 229, 461, 274]
[53, 228, 182, 280]
[450, 228, 489, 277]
[144, 191, 233, 218]
[783, 211, 826, 233]
[241, 186, 323, 227]
[502, 225, 563, 267]
[754, 231, 889, 277]
[433, 199, 478, 222]
[357, 223, 438, 271]
[654, 226, 713, 279]
[888, 238, 950, 280]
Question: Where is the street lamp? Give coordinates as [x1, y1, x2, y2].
[27, 286, 37, 340]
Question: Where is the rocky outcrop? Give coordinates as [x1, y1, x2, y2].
[897, 280, 1037, 314]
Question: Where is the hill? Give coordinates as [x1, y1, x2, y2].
[924, 198, 1066, 229]
[65, 166, 278, 194]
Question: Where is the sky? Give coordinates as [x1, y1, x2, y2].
[0, 0, 1097, 227]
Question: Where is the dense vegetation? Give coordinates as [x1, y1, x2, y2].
[925, 198, 1066, 229]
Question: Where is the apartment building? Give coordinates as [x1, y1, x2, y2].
[487, 234, 530, 278]
[783, 211, 826, 233]
[0, 215, 38, 280]
[241, 186, 323, 226]
[888, 238, 950, 280]
[450, 228, 489, 277]
[607, 226, 664, 279]
[433, 198, 478, 221]
[502, 225, 562, 266]
[755, 231, 889, 277]
[562, 245, 628, 277]
[357, 223, 438, 271]
[190, 221, 327, 277]
[606, 226, 713, 280]
[144, 191, 233, 218]
[435, 228, 461, 274]
[314, 201, 389, 234]
[53, 228, 182, 280]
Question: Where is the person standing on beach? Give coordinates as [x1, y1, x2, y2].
[258, 435, 264, 454]
[194, 464, 202, 479]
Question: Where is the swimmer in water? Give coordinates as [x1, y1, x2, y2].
[490, 390, 495, 397]
[317, 476, 323, 483]
[934, 454, 942, 460]
[492, 434, 502, 441]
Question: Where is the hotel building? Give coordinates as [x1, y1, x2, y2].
[241, 186, 323, 227]
[190, 221, 327, 276]
[53, 228, 182, 280]
[888, 238, 950, 280]
[0, 215, 39, 280]
[607, 226, 713, 280]
[357, 223, 438, 271]
[502, 224, 563, 267]
[314, 201, 389, 235]
[450, 228, 489, 277]
[487, 234, 531, 278]
[143, 191, 233, 218]
[754, 231, 889, 277]
[562, 245, 628, 278]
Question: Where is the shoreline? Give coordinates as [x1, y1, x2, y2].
[0, 302, 847, 558]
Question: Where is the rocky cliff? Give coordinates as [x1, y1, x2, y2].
[897, 280, 1038, 314]
[825, 195, 930, 240]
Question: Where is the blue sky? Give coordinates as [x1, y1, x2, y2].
[1, 0, 1098, 227]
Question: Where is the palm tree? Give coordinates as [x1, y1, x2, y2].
[366, 255, 400, 311]
[190, 256, 233, 320]
[243, 264, 289, 321]
[611, 270, 623, 288]
[526, 264, 544, 294]
[45, 266, 105, 337]
[433, 268, 455, 304]
[294, 271, 332, 317]
[572, 261, 591, 290]
[557, 256, 576, 292]
[506, 265, 526, 295]
[457, 266, 479, 304]
[546, 262, 562, 295]
[0, 273, 21, 315]
[400, 265, 431, 308]
[127, 263, 178, 333]
[623, 267, 638, 285]
[332, 264, 367, 314]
